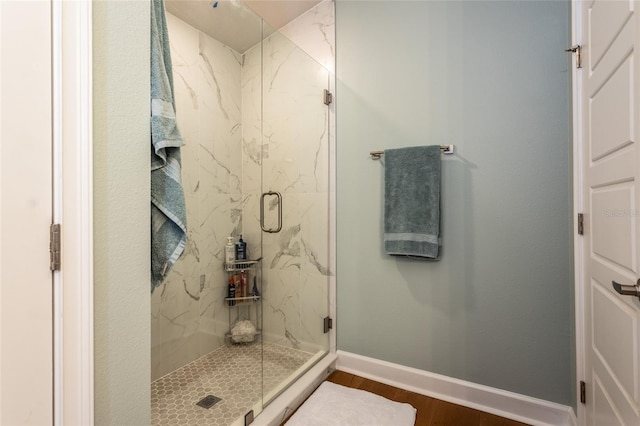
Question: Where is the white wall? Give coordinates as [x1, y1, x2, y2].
[336, 0, 574, 405]
[93, 1, 151, 424]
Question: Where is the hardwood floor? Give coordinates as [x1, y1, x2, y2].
[319, 371, 530, 426]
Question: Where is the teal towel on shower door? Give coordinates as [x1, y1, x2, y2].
[151, 0, 187, 291]
[384, 145, 441, 259]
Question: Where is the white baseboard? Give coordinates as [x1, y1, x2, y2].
[336, 350, 577, 426]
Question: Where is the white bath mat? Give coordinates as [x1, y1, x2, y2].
[286, 381, 416, 426]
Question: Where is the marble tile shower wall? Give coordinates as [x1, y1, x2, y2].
[241, 1, 335, 353]
[151, 1, 335, 381]
[152, 13, 243, 381]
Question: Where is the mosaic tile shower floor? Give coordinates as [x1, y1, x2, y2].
[151, 342, 314, 426]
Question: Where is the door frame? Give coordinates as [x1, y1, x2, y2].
[53, 0, 94, 424]
[571, 0, 585, 425]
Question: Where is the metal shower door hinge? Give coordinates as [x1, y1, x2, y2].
[50, 224, 61, 271]
[565, 45, 582, 69]
[323, 89, 333, 105]
[323, 316, 333, 333]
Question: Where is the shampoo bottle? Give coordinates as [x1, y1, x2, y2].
[233, 274, 242, 298]
[236, 235, 247, 260]
[225, 236, 235, 266]
[241, 271, 247, 299]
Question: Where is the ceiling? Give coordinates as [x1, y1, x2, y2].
[164, 0, 322, 53]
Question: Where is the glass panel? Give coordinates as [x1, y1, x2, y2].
[259, 10, 332, 405]
[151, 1, 264, 424]
[151, 0, 334, 423]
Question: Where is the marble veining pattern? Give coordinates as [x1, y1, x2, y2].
[153, 13, 244, 381]
[240, 1, 334, 353]
[278, 0, 335, 74]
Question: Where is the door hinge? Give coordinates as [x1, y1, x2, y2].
[323, 89, 333, 105]
[565, 44, 582, 69]
[323, 316, 333, 333]
[577, 213, 584, 235]
[50, 224, 61, 271]
[580, 380, 586, 404]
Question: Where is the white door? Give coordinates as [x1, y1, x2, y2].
[582, 0, 640, 425]
[0, 1, 53, 424]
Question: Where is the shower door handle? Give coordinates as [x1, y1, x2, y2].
[260, 191, 282, 233]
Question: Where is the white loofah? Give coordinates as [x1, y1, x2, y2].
[230, 320, 256, 343]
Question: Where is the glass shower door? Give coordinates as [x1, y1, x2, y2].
[258, 23, 332, 403]
[152, 1, 333, 423]
[152, 2, 266, 425]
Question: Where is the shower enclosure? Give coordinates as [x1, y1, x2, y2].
[150, 1, 334, 424]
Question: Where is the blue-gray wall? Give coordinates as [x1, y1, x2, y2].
[94, 1, 151, 424]
[336, 0, 574, 405]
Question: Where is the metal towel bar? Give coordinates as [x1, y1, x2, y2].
[370, 145, 454, 159]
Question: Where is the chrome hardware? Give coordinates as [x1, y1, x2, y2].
[260, 191, 282, 233]
[323, 89, 332, 105]
[565, 44, 582, 69]
[323, 316, 333, 333]
[370, 145, 454, 159]
[612, 280, 640, 300]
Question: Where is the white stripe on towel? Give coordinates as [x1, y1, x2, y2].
[384, 233, 438, 244]
[151, 98, 176, 119]
[163, 156, 183, 182]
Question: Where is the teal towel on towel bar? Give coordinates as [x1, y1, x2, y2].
[151, 0, 187, 291]
[384, 145, 441, 259]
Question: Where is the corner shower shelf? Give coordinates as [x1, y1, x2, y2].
[224, 259, 259, 272]
[225, 295, 261, 304]
[225, 258, 262, 346]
